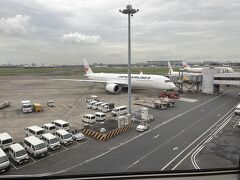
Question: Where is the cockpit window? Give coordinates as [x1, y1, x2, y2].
[164, 80, 171, 83]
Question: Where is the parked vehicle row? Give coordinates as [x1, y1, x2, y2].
[0, 118, 86, 173]
[0, 127, 84, 173]
[86, 100, 115, 113]
[82, 112, 106, 124]
[21, 100, 55, 113]
[82, 105, 128, 124]
[111, 106, 128, 116]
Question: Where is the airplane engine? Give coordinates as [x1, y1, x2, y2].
[105, 83, 121, 93]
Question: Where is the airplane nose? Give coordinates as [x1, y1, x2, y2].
[169, 83, 176, 90]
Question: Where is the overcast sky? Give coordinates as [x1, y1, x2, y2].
[0, 0, 240, 65]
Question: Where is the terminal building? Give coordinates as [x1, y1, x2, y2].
[202, 69, 240, 94]
[172, 69, 240, 94]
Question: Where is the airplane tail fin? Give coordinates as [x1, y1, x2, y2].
[82, 59, 93, 75]
[182, 61, 190, 70]
[168, 61, 173, 75]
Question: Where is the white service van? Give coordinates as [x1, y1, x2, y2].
[23, 136, 48, 157]
[234, 103, 240, 115]
[87, 100, 98, 109]
[41, 133, 60, 150]
[55, 129, 73, 146]
[94, 112, 106, 122]
[0, 132, 13, 150]
[9, 143, 28, 164]
[98, 103, 108, 111]
[0, 148, 10, 173]
[42, 123, 56, 134]
[25, 125, 45, 138]
[51, 120, 70, 131]
[21, 100, 33, 113]
[92, 102, 104, 110]
[82, 114, 96, 124]
[102, 103, 115, 113]
[111, 106, 128, 116]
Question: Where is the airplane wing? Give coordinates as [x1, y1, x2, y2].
[53, 79, 128, 85]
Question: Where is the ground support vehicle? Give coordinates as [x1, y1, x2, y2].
[133, 97, 176, 109]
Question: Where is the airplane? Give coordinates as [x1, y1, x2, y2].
[168, 61, 201, 76]
[182, 61, 234, 73]
[54, 59, 176, 93]
[182, 61, 205, 73]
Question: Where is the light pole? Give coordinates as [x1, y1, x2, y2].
[119, 5, 139, 115]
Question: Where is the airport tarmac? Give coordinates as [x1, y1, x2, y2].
[0, 75, 239, 177]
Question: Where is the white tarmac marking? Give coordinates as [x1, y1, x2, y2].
[55, 105, 61, 110]
[5, 92, 229, 176]
[124, 102, 229, 171]
[161, 104, 236, 171]
[233, 119, 239, 128]
[47, 151, 53, 156]
[47, 106, 54, 111]
[60, 104, 69, 110]
[178, 97, 198, 103]
[29, 156, 36, 162]
[15, 141, 89, 170]
[153, 135, 159, 139]
[43, 91, 231, 175]
[173, 112, 235, 170]
[10, 162, 17, 170]
[60, 145, 67, 150]
[191, 113, 234, 169]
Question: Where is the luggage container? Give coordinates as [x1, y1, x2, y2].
[33, 103, 43, 112]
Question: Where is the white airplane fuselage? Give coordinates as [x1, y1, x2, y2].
[86, 73, 176, 90]
[169, 71, 201, 76]
[184, 67, 204, 73]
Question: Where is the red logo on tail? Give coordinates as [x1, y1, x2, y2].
[84, 65, 89, 72]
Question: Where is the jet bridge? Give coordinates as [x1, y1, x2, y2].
[202, 70, 240, 94]
[213, 73, 240, 86]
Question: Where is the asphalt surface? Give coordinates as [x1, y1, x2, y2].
[57, 91, 238, 175]
[2, 90, 239, 178]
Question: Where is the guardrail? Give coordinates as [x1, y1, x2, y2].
[82, 123, 133, 141]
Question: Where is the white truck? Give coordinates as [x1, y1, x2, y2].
[102, 103, 115, 113]
[21, 100, 33, 113]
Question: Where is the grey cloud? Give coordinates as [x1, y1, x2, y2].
[61, 32, 101, 44]
[0, 15, 31, 35]
[0, 0, 239, 64]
